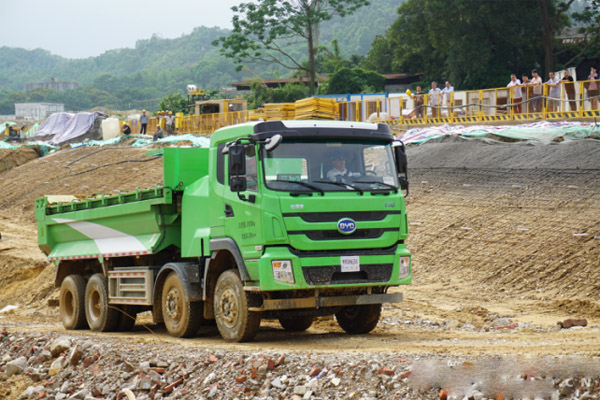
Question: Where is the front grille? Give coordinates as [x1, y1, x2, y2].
[282, 210, 400, 222]
[287, 244, 400, 257]
[303, 264, 393, 285]
[288, 228, 397, 241]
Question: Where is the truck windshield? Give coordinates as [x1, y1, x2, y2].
[263, 139, 398, 193]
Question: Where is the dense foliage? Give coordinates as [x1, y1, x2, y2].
[362, 0, 599, 90]
[325, 67, 385, 94]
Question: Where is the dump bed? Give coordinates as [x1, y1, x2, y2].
[36, 186, 180, 261]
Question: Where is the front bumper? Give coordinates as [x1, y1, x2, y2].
[248, 291, 403, 312]
[254, 243, 411, 291]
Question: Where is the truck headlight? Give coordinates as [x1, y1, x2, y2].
[272, 260, 295, 284]
[398, 256, 410, 279]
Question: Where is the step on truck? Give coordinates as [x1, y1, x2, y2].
[36, 120, 411, 342]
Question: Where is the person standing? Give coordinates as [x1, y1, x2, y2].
[521, 74, 532, 113]
[530, 70, 543, 112]
[428, 81, 442, 118]
[561, 70, 577, 111]
[413, 86, 425, 118]
[545, 72, 560, 112]
[165, 111, 174, 135]
[139, 110, 149, 134]
[587, 66, 599, 111]
[507, 74, 523, 114]
[442, 81, 454, 115]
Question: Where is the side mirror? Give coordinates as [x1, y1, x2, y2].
[228, 144, 246, 176]
[229, 176, 247, 192]
[394, 143, 407, 175]
[265, 134, 283, 151]
[398, 176, 409, 191]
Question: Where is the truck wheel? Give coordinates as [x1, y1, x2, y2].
[278, 316, 314, 332]
[59, 275, 88, 330]
[214, 270, 261, 342]
[161, 272, 201, 338]
[335, 304, 382, 334]
[85, 273, 119, 332]
[116, 305, 137, 332]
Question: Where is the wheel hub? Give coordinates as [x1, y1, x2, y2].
[220, 288, 239, 327]
[165, 288, 181, 322]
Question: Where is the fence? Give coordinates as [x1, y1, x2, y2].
[399, 79, 600, 125]
[120, 79, 599, 136]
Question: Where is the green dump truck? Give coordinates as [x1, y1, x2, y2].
[36, 120, 411, 342]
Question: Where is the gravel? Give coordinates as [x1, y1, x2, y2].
[1, 329, 600, 400]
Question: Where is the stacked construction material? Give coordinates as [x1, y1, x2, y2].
[248, 109, 266, 121]
[265, 103, 295, 120]
[294, 97, 337, 120]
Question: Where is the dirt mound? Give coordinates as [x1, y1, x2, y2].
[0, 146, 41, 173]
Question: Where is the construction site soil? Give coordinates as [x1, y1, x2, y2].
[0, 135, 599, 399]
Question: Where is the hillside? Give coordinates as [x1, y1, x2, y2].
[0, 0, 402, 94]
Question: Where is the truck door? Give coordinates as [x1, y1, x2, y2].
[223, 145, 264, 263]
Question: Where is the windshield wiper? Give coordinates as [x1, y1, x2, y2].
[313, 180, 364, 195]
[271, 179, 324, 195]
[354, 180, 398, 192]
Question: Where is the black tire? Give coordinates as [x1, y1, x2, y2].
[116, 305, 137, 332]
[85, 273, 119, 332]
[278, 316, 314, 332]
[335, 304, 382, 334]
[59, 275, 88, 330]
[161, 272, 202, 338]
[214, 270, 261, 342]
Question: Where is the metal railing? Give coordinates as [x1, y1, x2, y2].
[397, 79, 600, 125]
[117, 79, 599, 137]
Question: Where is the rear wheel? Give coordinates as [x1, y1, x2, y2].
[59, 275, 88, 330]
[161, 272, 202, 338]
[335, 304, 382, 334]
[214, 270, 261, 342]
[85, 274, 119, 332]
[278, 316, 314, 332]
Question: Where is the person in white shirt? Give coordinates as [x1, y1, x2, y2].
[327, 151, 360, 183]
[507, 74, 523, 114]
[428, 81, 442, 118]
[442, 81, 454, 113]
[545, 72, 560, 112]
[530, 69, 543, 112]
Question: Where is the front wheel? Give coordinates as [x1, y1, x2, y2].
[161, 272, 202, 338]
[335, 304, 382, 334]
[214, 270, 261, 342]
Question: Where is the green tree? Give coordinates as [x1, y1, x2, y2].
[159, 92, 189, 114]
[326, 67, 385, 94]
[213, 0, 369, 95]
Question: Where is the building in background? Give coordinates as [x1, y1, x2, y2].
[25, 77, 79, 92]
[15, 103, 64, 120]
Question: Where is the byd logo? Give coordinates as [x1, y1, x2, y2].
[337, 218, 357, 235]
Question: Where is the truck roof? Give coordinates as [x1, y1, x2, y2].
[211, 120, 393, 146]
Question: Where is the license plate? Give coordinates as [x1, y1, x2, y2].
[340, 256, 360, 272]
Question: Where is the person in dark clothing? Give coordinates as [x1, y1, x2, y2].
[140, 110, 149, 134]
[122, 123, 131, 135]
[153, 126, 165, 141]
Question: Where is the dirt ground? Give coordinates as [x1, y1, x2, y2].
[0, 135, 599, 360]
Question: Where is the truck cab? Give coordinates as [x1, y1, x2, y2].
[181, 120, 411, 340]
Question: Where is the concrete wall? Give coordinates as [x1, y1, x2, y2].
[15, 103, 64, 120]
